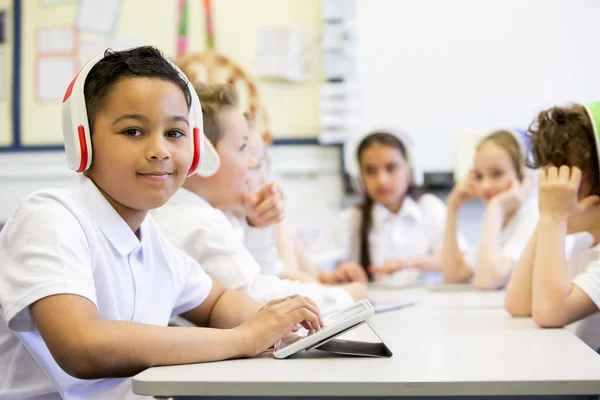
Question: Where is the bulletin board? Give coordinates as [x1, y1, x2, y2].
[20, 0, 178, 146]
[2, 0, 322, 151]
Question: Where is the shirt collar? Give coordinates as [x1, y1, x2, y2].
[371, 196, 422, 228]
[73, 174, 144, 256]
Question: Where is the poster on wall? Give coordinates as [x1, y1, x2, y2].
[76, 0, 122, 37]
[0, 10, 6, 44]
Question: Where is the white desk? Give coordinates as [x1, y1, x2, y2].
[133, 288, 600, 398]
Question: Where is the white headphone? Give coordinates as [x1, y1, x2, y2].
[61, 48, 220, 176]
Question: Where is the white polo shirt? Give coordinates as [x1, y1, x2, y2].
[570, 234, 600, 351]
[152, 188, 354, 314]
[226, 214, 284, 276]
[309, 194, 462, 286]
[0, 175, 213, 400]
[465, 196, 539, 270]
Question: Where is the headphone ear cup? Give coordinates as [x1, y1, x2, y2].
[187, 127, 202, 176]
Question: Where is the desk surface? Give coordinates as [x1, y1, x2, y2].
[133, 288, 600, 397]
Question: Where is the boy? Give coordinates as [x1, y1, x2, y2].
[0, 46, 322, 400]
[153, 83, 366, 314]
[504, 103, 600, 351]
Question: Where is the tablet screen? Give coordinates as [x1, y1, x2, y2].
[275, 301, 371, 353]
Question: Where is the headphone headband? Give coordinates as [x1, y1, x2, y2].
[61, 47, 220, 176]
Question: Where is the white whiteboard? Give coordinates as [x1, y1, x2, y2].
[355, 0, 600, 172]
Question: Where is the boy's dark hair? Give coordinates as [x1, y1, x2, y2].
[84, 46, 192, 132]
[193, 83, 239, 146]
[355, 131, 422, 279]
[527, 104, 600, 194]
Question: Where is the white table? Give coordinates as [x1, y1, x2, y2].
[133, 288, 600, 399]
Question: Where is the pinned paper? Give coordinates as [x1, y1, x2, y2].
[37, 57, 76, 102]
[37, 27, 76, 55]
[76, 0, 122, 36]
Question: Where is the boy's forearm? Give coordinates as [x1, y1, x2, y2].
[208, 289, 261, 329]
[66, 321, 247, 379]
[504, 226, 538, 317]
[532, 217, 572, 323]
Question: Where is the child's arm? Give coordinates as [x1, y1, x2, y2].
[30, 290, 321, 380]
[532, 166, 600, 327]
[441, 172, 477, 283]
[472, 201, 512, 290]
[441, 206, 472, 283]
[504, 226, 538, 317]
[180, 281, 261, 328]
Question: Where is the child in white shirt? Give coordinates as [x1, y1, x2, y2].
[0, 46, 322, 400]
[310, 129, 453, 286]
[442, 129, 538, 290]
[505, 103, 600, 351]
[153, 83, 366, 315]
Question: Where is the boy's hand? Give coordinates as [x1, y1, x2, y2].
[447, 170, 477, 211]
[491, 175, 532, 212]
[538, 166, 599, 221]
[334, 261, 368, 283]
[244, 182, 285, 227]
[234, 295, 323, 357]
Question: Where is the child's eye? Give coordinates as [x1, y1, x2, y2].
[239, 143, 247, 152]
[364, 167, 376, 175]
[491, 170, 504, 178]
[123, 128, 142, 137]
[166, 130, 185, 138]
[474, 173, 483, 181]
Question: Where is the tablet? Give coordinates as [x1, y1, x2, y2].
[273, 299, 375, 359]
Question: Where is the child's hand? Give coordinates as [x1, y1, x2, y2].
[340, 282, 368, 301]
[538, 166, 599, 221]
[447, 170, 477, 211]
[491, 175, 532, 212]
[234, 295, 323, 357]
[368, 258, 412, 277]
[244, 182, 285, 227]
[334, 261, 368, 283]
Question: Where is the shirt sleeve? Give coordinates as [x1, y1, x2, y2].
[573, 260, 600, 309]
[0, 193, 97, 332]
[245, 274, 354, 315]
[243, 224, 280, 276]
[419, 194, 470, 253]
[501, 207, 539, 262]
[170, 249, 214, 317]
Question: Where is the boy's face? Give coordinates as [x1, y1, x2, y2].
[85, 77, 193, 214]
[211, 109, 254, 208]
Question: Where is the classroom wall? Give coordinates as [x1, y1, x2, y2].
[355, 0, 600, 172]
[16, 0, 321, 146]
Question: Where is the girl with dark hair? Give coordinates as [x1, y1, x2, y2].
[310, 129, 461, 286]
